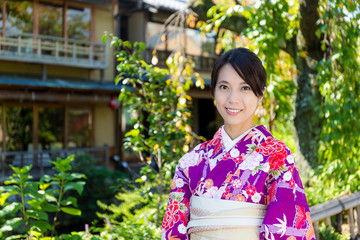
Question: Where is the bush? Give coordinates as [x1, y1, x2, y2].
[56, 153, 130, 233]
[0, 155, 85, 239]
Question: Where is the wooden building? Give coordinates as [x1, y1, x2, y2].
[0, 0, 218, 179]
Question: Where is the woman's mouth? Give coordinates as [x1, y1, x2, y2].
[226, 107, 242, 115]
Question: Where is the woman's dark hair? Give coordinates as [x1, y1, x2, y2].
[211, 48, 267, 97]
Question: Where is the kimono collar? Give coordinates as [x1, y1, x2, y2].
[221, 127, 253, 152]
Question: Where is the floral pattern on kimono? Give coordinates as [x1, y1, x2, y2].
[161, 125, 315, 240]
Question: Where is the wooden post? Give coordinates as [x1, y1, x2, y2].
[349, 208, 355, 239]
[104, 144, 109, 169]
[17, 35, 21, 55]
[335, 213, 343, 233]
[1, 104, 6, 178]
[356, 206, 360, 236]
[325, 217, 332, 230]
[33, 105, 39, 167]
[314, 221, 320, 240]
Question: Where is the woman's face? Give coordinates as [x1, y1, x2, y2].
[214, 63, 263, 139]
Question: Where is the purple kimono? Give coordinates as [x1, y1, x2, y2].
[161, 125, 315, 240]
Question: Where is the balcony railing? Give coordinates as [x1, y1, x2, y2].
[0, 145, 109, 183]
[144, 49, 217, 72]
[0, 30, 108, 69]
[310, 191, 360, 239]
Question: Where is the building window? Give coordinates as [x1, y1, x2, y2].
[0, 105, 94, 152]
[67, 5, 91, 41]
[146, 21, 217, 70]
[1, 0, 33, 33]
[6, 107, 33, 151]
[0, 0, 92, 41]
[67, 108, 92, 148]
[39, 1, 63, 37]
[39, 107, 65, 150]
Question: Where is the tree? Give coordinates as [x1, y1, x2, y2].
[191, 0, 360, 174]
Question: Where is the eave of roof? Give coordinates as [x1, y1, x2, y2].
[143, 0, 189, 12]
[0, 76, 124, 92]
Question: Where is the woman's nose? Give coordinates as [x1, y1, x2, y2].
[228, 90, 240, 104]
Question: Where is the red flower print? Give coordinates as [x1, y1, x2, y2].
[289, 178, 295, 187]
[222, 152, 230, 160]
[269, 149, 287, 171]
[256, 138, 287, 157]
[222, 187, 230, 197]
[295, 205, 306, 229]
[162, 199, 180, 231]
[179, 209, 189, 225]
[234, 155, 243, 163]
[268, 181, 277, 203]
[246, 185, 256, 196]
[182, 198, 189, 208]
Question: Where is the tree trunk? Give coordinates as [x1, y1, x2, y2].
[293, 0, 323, 171]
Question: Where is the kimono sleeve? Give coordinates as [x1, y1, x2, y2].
[260, 141, 316, 240]
[161, 152, 194, 240]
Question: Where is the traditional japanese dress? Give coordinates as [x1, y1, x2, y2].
[161, 125, 315, 240]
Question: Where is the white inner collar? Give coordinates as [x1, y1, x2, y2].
[221, 127, 253, 152]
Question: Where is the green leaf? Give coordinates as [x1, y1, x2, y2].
[61, 207, 81, 216]
[41, 202, 58, 212]
[0, 217, 22, 232]
[61, 196, 78, 207]
[0, 202, 21, 218]
[124, 40, 132, 49]
[26, 209, 48, 220]
[101, 34, 108, 43]
[31, 220, 52, 233]
[63, 182, 85, 195]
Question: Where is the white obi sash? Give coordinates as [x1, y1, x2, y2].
[187, 196, 267, 240]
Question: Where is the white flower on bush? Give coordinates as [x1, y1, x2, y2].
[230, 148, 240, 158]
[178, 224, 187, 234]
[283, 171, 292, 181]
[287, 155, 295, 164]
[239, 152, 263, 170]
[251, 192, 261, 203]
[179, 151, 198, 169]
[175, 178, 184, 188]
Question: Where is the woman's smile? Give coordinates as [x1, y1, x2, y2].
[225, 107, 242, 115]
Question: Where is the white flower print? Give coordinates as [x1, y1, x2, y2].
[179, 151, 198, 169]
[251, 192, 261, 203]
[204, 186, 219, 198]
[242, 190, 249, 199]
[178, 224, 187, 234]
[213, 186, 227, 199]
[232, 179, 243, 188]
[274, 214, 287, 237]
[283, 171, 292, 181]
[239, 151, 263, 171]
[230, 148, 240, 158]
[260, 162, 270, 172]
[287, 155, 295, 164]
[175, 178, 184, 188]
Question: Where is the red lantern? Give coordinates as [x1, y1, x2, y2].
[109, 96, 121, 109]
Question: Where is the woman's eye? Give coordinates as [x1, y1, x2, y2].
[242, 86, 251, 91]
[219, 85, 228, 90]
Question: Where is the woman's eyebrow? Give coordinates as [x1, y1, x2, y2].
[217, 80, 229, 84]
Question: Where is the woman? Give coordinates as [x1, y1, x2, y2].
[161, 48, 315, 240]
